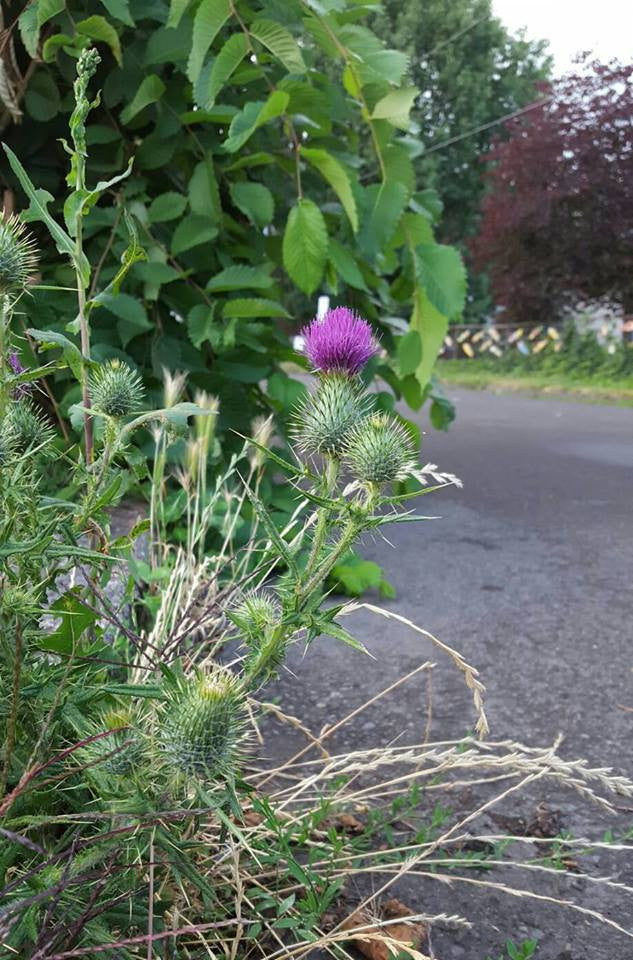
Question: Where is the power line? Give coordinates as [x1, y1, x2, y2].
[419, 95, 552, 157]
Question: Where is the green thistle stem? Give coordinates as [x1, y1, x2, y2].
[1, 619, 23, 796]
[304, 455, 339, 580]
[0, 296, 8, 420]
[299, 517, 362, 604]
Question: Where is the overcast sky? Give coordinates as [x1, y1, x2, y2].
[493, 0, 632, 75]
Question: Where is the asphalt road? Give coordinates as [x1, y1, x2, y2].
[266, 387, 633, 959]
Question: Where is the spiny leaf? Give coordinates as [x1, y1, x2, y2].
[242, 477, 299, 575]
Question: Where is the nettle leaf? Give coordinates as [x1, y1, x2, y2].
[223, 298, 290, 319]
[187, 0, 232, 84]
[172, 214, 219, 255]
[371, 86, 418, 128]
[76, 16, 122, 65]
[249, 18, 306, 73]
[302, 147, 358, 232]
[120, 75, 166, 124]
[230, 181, 274, 226]
[223, 91, 290, 153]
[207, 33, 248, 106]
[207, 265, 274, 292]
[98, 0, 135, 25]
[416, 244, 467, 320]
[149, 191, 187, 223]
[282, 198, 328, 295]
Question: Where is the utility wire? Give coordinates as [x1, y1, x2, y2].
[418, 96, 552, 157]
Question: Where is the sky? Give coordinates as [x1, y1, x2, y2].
[493, 0, 632, 75]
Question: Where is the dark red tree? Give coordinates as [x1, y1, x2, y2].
[470, 58, 633, 323]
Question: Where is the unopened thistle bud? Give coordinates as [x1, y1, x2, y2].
[294, 373, 371, 457]
[230, 589, 280, 643]
[343, 413, 416, 486]
[159, 668, 250, 781]
[0, 215, 38, 297]
[3, 399, 54, 453]
[89, 359, 144, 418]
[80, 709, 143, 778]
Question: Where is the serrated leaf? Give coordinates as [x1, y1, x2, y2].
[412, 189, 444, 223]
[329, 238, 368, 291]
[416, 244, 466, 320]
[282, 198, 328, 295]
[249, 18, 306, 73]
[171, 214, 218, 255]
[207, 33, 248, 105]
[24, 71, 60, 122]
[207, 265, 274, 292]
[76, 16, 122, 65]
[188, 159, 221, 220]
[187, 0, 231, 84]
[302, 147, 358, 232]
[230, 181, 274, 226]
[223, 298, 289, 318]
[145, 19, 192, 65]
[397, 330, 422, 377]
[223, 91, 289, 153]
[187, 303, 218, 348]
[243, 478, 298, 575]
[120, 75, 166, 124]
[371, 85, 418, 128]
[18, 6, 40, 58]
[410, 285, 445, 389]
[99, 293, 152, 347]
[149, 191, 187, 223]
[360, 179, 407, 257]
[322, 619, 372, 655]
[42, 33, 74, 62]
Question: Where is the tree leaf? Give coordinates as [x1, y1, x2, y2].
[187, 0, 231, 84]
[207, 32, 248, 106]
[207, 265, 274, 292]
[171, 214, 219, 255]
[18, 5, 40, 58]
[188, 159, 221, 220]
[397, 330, 422, 377]
[99, 293, 152, 347]
[410, 285, 446, 388]
[223, 298, 290, 319]
[302, 147, 358, 232]
[188, 303, 218, 348]
[416, 244, 466, 320]
[167, 0, 192, 28]
[329, 238, 368, 291]
[149, 191, 187, 223]
[360, 179, 407, 257]
[98, 0, 135, 26]
[249, 18, 306, 73]
[2, 145, 75, 261]
[371, 85, 418, 128]
[24, 71, 61, 122]
[223, 91, 289, 153]
[76, 16, 123, 65]
[230, 181, 274, 226]
[282, 198, 328, 295]
[120, 75, 166, 124]
[38, 0, 65, 28]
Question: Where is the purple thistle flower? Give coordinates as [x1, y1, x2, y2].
[301, 307, 378, 375]
[7, 351, 31, 397]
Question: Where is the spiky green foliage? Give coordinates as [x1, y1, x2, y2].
[89, 359, 144, 418]
[0, 215, 38, 297]
[2, 399, 54, 453]
[294, 374, 371, 457]
[231, 589, 280, 642]
[343, 413, 416, 486]
[159, 669, 250, 782]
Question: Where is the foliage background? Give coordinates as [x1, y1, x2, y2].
[1, 0, 468, 492]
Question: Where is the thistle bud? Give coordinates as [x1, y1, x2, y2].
[0, 215, 38, 297]
[343, 413, 416, 486]
[159, 669, 250, 781]
[89, 359, 144, 418]
[230, 589, 280, 643]
[80, 709, 143, 778]
[3, 399, 54, 453]
[294, 373, 371, 457]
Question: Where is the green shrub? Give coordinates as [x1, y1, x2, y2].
[2, 0, 466, 479]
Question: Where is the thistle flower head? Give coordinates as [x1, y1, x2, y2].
[230, 589, 280, 643]
[343, 413, 416, 486]
[294, 373, 371, 457]
[0, 214, 38, 297]
[89, 359, 144, 418]
[79, 709, 143, 779]
[3, 399, 54, 453]
[301, 307, 378, 375]
[159, 668, 250, 781]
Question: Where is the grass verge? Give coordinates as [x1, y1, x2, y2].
[438, 360, 633, 407]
